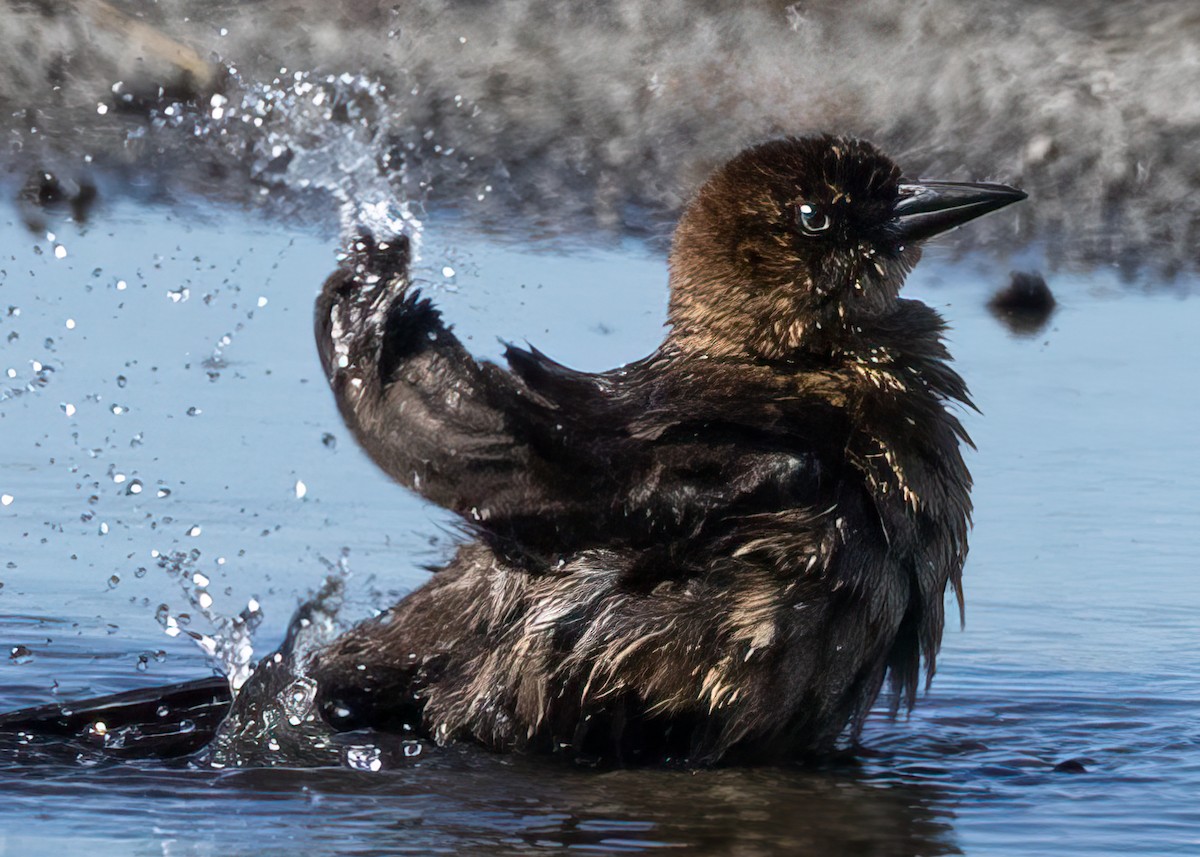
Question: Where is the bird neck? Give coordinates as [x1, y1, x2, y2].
[665, 297, 972, 520]
[828, 301, 974, 524]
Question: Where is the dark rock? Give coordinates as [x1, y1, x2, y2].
[988, 271, 1057, 336]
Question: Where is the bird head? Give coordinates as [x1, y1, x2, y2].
[667, 136, 1026, 360]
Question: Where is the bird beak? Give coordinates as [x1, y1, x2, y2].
[892, 181, 1027, 243]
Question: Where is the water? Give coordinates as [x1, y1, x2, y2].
[2, 3, 1200, 855]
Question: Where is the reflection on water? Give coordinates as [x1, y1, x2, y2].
[0, 740, 960, 855]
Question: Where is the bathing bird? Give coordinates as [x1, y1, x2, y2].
[307, 135, 1026, 764]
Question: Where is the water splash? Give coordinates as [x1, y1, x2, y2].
[149, 68, 425, 250]
[151, 548, 264, 692]
[205, 576, 346, 767]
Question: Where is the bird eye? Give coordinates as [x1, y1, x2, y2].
[796, 203, 831, 234]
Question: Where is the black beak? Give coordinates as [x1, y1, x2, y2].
[892, 181, 1027, 243]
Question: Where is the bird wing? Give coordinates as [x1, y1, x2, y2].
[316, 236, 636, 542]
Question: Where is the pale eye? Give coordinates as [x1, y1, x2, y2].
[796, 203, 831, 234]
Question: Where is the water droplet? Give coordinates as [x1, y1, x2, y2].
[294, 480, 307, 499]
[321, 433, 337, 449]
[55, 245, 67, 260]
[198, 591, 213, 610]
[186, 407, 202, 416]
[107, 574, 120, 589]
[0, 495, 12, 507]
[61, 402, 76, 417]
[116, 375, 127, 388]
[111, 404, 126, 415]
[116, 280, 127, 291]
[98, 522, 109, 535]
[441, 266, 455, 278]
[9, 645, 34, 665]
[157, 487, 172, 499]
[282, 678, 317, 726]
[257, 296, 268, 308]
[126, 479, 143, 495]
[186, 525, 202, 537]
[192, 572, 210, 587]
[345, 745, 384, 771]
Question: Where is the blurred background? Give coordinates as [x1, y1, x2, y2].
[3, 0, 1200, 271]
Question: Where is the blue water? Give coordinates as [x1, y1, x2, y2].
[1, 194, 1198, 855]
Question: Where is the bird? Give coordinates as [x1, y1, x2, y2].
[0, 135, 1025, 765]
[305, 134, 1027, 765]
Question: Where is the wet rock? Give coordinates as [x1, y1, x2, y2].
[0, 676, 230, 759]
[988, 271, 1057, 336]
